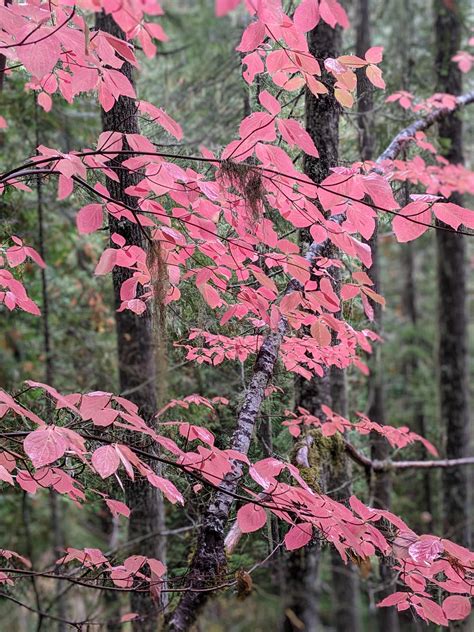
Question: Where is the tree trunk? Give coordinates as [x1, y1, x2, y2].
[284, 19, 357, 632]
[35, 101, 68, 632]
[400, 222, 434, 531]
[329, 336, 360, 632]
[356, 2, 399, 630]
[96, 13, 166, 631]
[434, 0, 471, 556]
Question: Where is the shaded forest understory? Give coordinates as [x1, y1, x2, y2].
[0, 0, 473, 630]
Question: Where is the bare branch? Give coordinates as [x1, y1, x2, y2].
[343, 439, 474, 471]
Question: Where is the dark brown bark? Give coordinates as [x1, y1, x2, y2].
[303, 26, 341, 187]
[95, 13, 165, 631]
[434, 0, 471, 556]
[287, 18, 341, 629]
[355, 0, 374, 163]
[284, 19, 359, 632]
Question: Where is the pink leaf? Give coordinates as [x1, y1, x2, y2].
[365, 46, 384, 64]
[416, 597, 448, 626]
[366, 64, 386, 90]
[408, 536, 444, 566]
[443, 596, 471, 621]
[91, 445, 120, 479]
[76, 204, 103, 234]
[0, 464, 14, 485]
[138, 101, 183, 140]
[237, 503, 267, 533]
[237, 20, 265, 52]
[293, 0, 320, 32]
[146, 472, 184, 505]
[284, 523, 313, 550]
[24, 427, 68, 468]
[105, 499, 131, 518]
[57, 175, 73, 200]
[16, 470, 38, 494]
[198, 282, 223, 309]
[277, 118, 319, 157]
[215, 0, 241, 16]
[392, 202, 431, 242]
[258, 90, 281, 116]
[433, 202, 474, 230]
[378, 592, 409, 608]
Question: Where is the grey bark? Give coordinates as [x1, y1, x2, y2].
[167, 320, 288, 632]
[400, 219, 434, 530]
[95, 13, 166, 631]
[35, 101, 67, 632]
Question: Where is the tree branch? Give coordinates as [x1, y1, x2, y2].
[165, 90, 474, 632]
[343, 439, 474, 471]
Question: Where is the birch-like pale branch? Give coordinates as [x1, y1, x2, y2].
[166, 93, 474, 632]
[344, 440, 474, 471]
